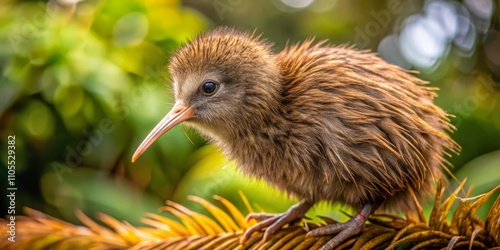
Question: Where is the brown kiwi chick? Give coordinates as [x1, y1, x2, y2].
[132, 27, 459, 249]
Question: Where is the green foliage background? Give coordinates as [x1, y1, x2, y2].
[0, 0, 499, 227]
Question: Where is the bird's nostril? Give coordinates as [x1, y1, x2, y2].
[172, 106, 183, 114]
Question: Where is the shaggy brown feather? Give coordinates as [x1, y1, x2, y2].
[135, 26, 460, 248]
[170, 27, 458, 211]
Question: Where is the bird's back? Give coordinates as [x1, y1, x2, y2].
[274, 41, 459, 211]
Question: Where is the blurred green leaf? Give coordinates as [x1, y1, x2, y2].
[454, 150, 500, 219]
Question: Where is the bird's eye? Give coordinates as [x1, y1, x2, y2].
[200, 81, 218, 95]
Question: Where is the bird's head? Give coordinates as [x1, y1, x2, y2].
[132, 27, 281, 162]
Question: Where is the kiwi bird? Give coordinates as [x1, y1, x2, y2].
[132, 27, 459, 249]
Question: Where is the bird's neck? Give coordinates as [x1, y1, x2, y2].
[231, 88, 288, 142]
[216, 93, 292, 173]
[217, 67, 289, 144]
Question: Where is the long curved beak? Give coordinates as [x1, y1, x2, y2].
[132, 101, 194, 163]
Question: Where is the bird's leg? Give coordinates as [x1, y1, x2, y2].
[240, 200, 313, 244]
[307, 203, 377, 250]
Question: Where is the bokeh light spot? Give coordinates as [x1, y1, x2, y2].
[54, 84, 85, 117]
[465, 0, 494, 19]
[453, 15, 477, 54]
[377, 35, 412, 69]
[399, 15, 448, 68]
[281, 0, 315, 9]
[308, 0, 337, 12]
[113, 12, 149, 47]
[22, 100, 55, 140]
[425, 1, 458, 40]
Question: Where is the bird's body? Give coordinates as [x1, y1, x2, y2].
[133, 27, 459, 249]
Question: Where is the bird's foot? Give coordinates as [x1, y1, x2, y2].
[240, 200, 313, 244]
[307, 213, 366, 249]
[306, 203, 376, 250]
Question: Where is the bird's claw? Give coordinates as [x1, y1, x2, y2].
[240, 201, 312, 245]
[246, 213, 311, 222]
[306, 212, 367, 250]
[241, 212, 286, 244]
[245, 213, 276, 222]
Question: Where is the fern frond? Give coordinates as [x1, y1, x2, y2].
[1, 183, 499, 249]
